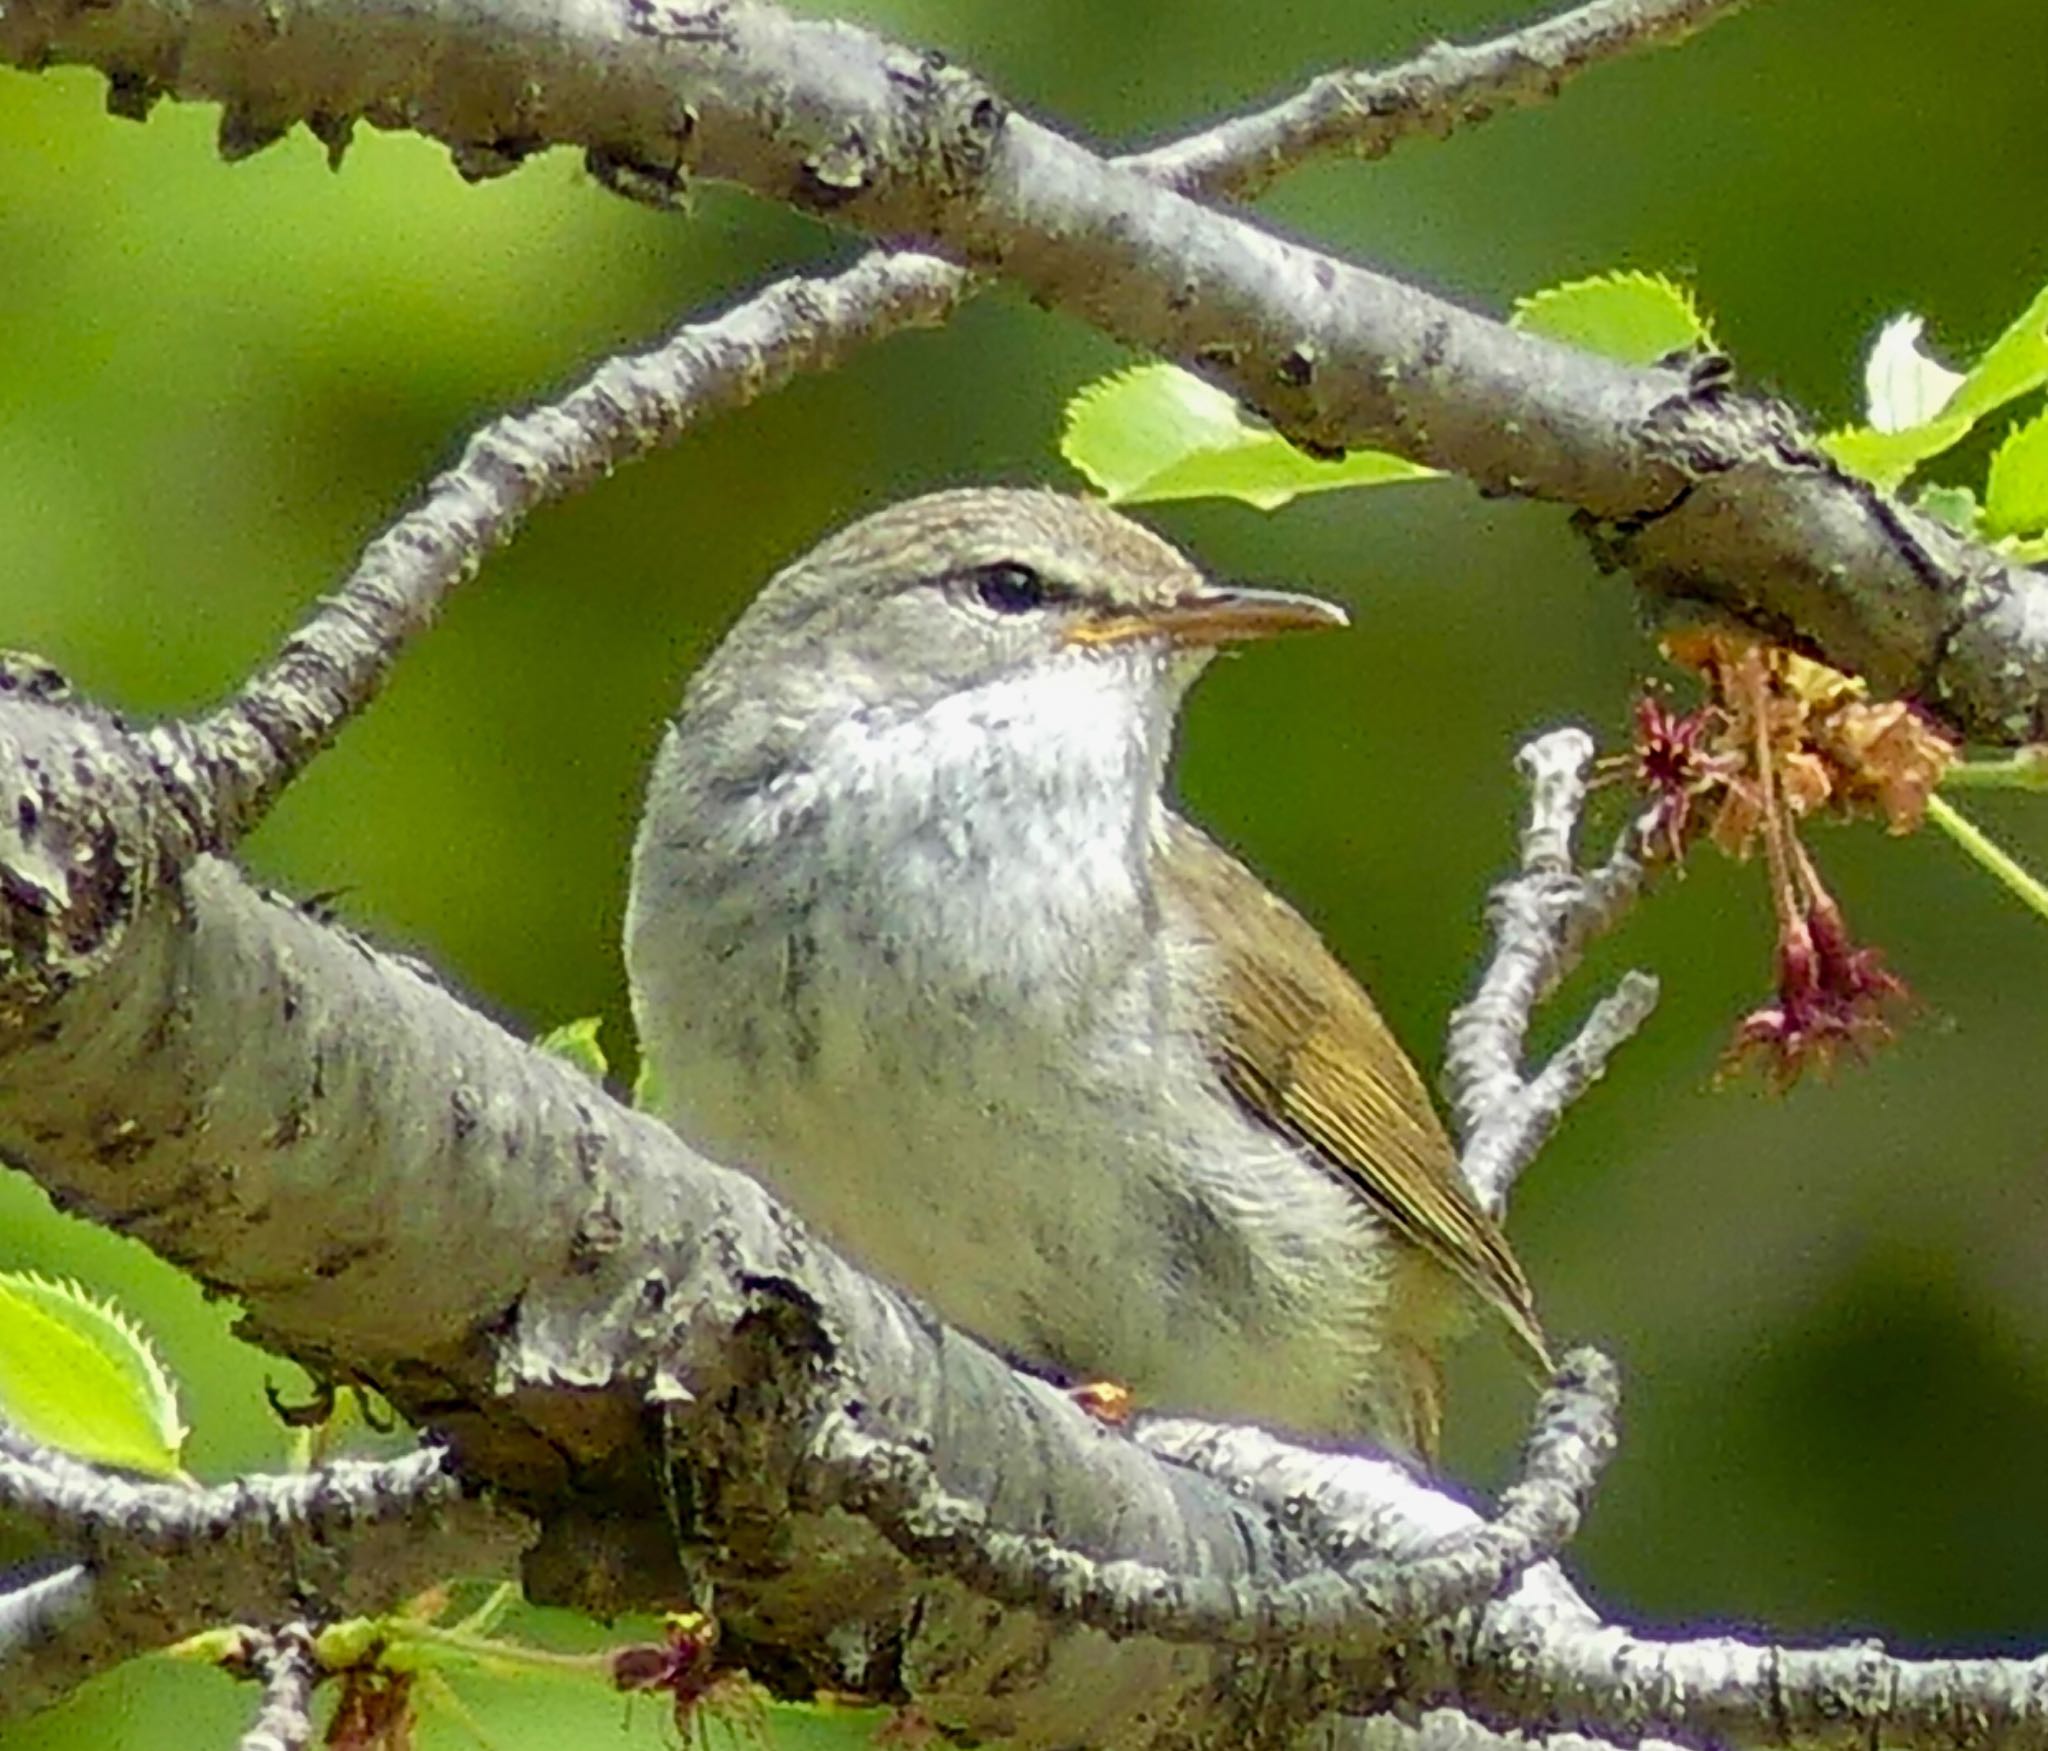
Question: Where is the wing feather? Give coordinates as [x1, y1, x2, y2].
[1157, 816, 1551, 1376]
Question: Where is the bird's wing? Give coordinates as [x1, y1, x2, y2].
[1156, 815, 1552, 1377]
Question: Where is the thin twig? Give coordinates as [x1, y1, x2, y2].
[0, 1425, 463, 1555]
[235, 1624, 320, 1751]
[0, 1426, 524, 1722]
[0, 1566, 92, 1663]
[1125, 0, 1755, 197]
[803, 1347, 1618, 1647]
[1446, 728, 1655, 1214]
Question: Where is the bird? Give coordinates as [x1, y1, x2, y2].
[625, 487, 1548, 1460]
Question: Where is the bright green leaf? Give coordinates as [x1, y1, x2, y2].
[0, 1274, 187, 1476]
[1826, 293, 2048, 490]
[1060, 364, 1437, 510]
[1947, 283, 2048, 425]
[1510, 270, 1715, 365]
[1914, 483, 1982, 534]
[536, 1015, 608, 1081]
[1819, 417, 1973, 490]
[1984, 409, 2048, 537]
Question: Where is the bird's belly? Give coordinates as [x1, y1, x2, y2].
[674, 971, 1397, 1441]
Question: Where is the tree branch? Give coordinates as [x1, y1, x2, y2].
[9, 669, 2048, 1744]
[1122, 0, 1754, 197]
[6, 0, 2043, 740]
[6, 0, 2047, 1742]
[1446, 729, 1657, 1212]
[158, 0, 1727, 844]
[232, 1624, 319, 1751]
[802, 1347, 1617, 1647]
[0, 1427, 526, 1718]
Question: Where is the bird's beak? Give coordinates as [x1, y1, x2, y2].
[1065, 585, 1350, 649]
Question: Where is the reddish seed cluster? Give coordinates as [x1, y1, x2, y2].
[1728, 891, 1910, 1087]
[1627, 634, 1944, 1086]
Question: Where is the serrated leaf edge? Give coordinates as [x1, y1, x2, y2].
[0, 1270, 188, 1459]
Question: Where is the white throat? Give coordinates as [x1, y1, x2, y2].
[797, 656, 1177, 1002]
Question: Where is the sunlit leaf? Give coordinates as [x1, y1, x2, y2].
[1913, 483, 1981, 534]
[1947, 282, 2048, 425]
[1862, 314, 1964, 433]
[1510, 270, 1715, 365]
[0, 1274, 187, 1476]
[1819, 417, 1973, 490]
[536, 1015, 608, 1081]
[1827, 290, 2048, 490]
[1061, 364, 1437, 510]
[1984, 408, 2048, 537]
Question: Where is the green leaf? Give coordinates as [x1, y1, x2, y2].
[1825, 293, 2048, 491]
[1060, 364, 1437, 510]
[0, 1274, 186, 1475]
[1914, 483, 1982, 535]
[1984, 408, 2048, 537]
[536, 1015, 608, 1080]
[1510, 271, 1715, 365]
[1947, 283, 2048, 425]
[1819, 416, 1974, 491]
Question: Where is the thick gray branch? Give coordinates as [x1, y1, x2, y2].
[4, 2, 2045, 1741]
[5, 0, 2045, 739]
[7, 690, 2046, 1748]
[157, 0, 1722, 842]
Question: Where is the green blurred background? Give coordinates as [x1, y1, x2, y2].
[6, 0, 2048, 1741]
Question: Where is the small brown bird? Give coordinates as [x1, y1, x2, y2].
[627, 489, 1547, 1459]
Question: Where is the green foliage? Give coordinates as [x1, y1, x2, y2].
[0, 1273, 187, 1476]
[1060, 363, 1436, 509]
[1823, 293, 2048, 499]
[1985, 409, 2048, 538]
[14, 8, 2048, 1732]
[536, 1015, 610, 1081]
[1057, 273, 1714, 512]
[1509, 270, 1715, 364]
[158, 1589, 892, 1751]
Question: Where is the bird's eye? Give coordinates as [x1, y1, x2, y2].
[969, 562, 1055, 615]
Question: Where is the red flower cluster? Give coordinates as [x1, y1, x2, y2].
[1729, 891, 1909, 1086]
[1627, 635, 1942, 1086]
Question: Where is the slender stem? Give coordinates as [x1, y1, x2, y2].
[1925, 794, 2048, 926]
[1941, 754, 2048, 792]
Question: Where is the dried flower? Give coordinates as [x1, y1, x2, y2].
[327, 1666, 414, 1751]
[1631, 695, 1726, 860]
[613, 1613, 766, 1747]
[1727, 892, 1909, 1087]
